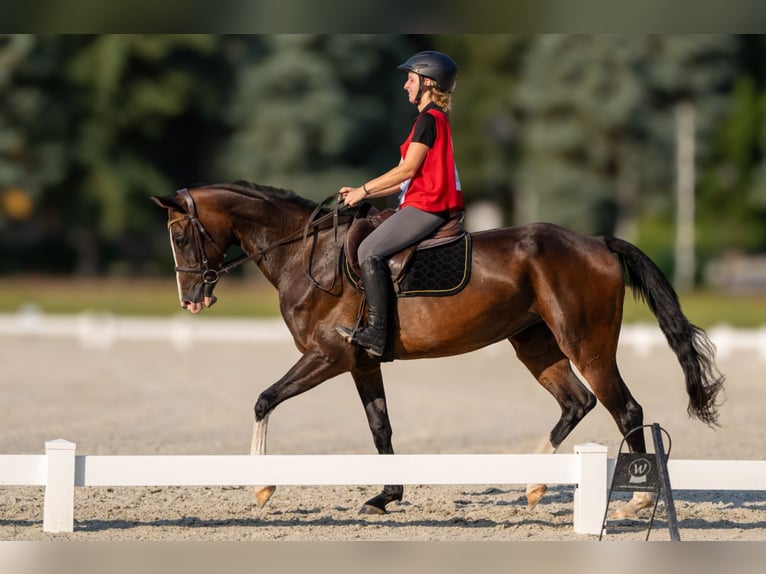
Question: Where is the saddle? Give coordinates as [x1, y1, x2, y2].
[344, 207, 470, 295]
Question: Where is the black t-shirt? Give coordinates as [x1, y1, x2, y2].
[410, 103, 440, 148]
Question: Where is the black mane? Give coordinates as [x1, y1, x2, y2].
[203, 181, 320, 212]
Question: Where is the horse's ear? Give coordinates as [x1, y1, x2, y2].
[150, 195, 184, 212]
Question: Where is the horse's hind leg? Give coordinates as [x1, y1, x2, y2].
[566, 340, 653, 518]
[510, 323, 597, 509]
[351, 360, 403, 514]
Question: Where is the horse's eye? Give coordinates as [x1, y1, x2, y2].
[173, 234, 188, 248]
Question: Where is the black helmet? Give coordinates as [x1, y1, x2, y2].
[397, 51, 458, 93]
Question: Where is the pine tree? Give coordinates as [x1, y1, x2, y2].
[514, 34, 738, 265]
[216, 34, 418, 200]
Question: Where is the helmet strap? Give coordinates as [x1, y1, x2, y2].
[414, 75, 429, 106]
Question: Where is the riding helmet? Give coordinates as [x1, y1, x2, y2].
[397, 51, 458, 93]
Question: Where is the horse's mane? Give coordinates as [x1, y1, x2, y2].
[202, 181, 320, 212]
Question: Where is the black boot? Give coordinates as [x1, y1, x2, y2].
[337, 256, 391, 357]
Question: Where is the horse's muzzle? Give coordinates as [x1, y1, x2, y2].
[181, 295, 218, 314]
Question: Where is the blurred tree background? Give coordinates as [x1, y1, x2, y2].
[2, 34, 766, 290]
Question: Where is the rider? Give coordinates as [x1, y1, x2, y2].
[337, 50, 464, 357]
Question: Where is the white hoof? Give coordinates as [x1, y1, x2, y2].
[613, 492, 653, 519]
[255, 485, 276, 508]
[526, 484, 548, 509]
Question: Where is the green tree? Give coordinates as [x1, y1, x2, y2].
[61, 34, 225, 274]
[514, 35, 738, 281]
[216, 34, 420, 201]
[0, 35, 66, 226]
[1, 35, 227, 275]
[433, 35, 528, 220]
[516, 36, 663, 235]
[697, 36, 766, 260]
[0, 35, 75, 273]
[3, 34, 766, 280]
[634, 35, 739, 282]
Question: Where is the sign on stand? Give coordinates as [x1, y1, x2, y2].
[599, 423, 680, 541]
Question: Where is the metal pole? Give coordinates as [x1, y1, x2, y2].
[652, 423, 680, 541]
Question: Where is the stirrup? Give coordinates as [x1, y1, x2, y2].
[336, 325, 357, 342]
[336, 324, 385, 357]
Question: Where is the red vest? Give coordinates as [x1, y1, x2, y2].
[399, 108, 463, 213]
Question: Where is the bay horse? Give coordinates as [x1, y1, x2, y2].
[152, 182, 724, 518]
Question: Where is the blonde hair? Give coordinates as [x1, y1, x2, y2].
[430, 87, 452, 113]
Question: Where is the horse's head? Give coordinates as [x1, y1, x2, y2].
[151, 188, 232, 314]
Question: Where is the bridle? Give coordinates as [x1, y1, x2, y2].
[167, 188, 347, 295]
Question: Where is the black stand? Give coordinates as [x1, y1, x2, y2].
[599, 423, 680, 541]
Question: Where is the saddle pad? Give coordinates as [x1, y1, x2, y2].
[396, 233, 472, 297]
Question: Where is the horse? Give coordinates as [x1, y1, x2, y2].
[151, 181, 724, 519]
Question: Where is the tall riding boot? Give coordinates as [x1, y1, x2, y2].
[337, 256, 391, 357]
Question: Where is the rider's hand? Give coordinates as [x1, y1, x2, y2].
[338, 186, 368, 207]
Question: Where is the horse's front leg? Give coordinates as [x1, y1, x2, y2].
[250, 412, 274, 507]
[250, 346, 350, 508]
[351, 360, 403, 515]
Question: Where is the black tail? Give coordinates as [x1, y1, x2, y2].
[604, 236, 725, 427]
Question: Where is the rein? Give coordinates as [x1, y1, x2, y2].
[302, 193, 343, 293]
[169, 188, 347, 293]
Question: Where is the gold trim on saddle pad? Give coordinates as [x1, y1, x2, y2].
[343, 233, 472, 298]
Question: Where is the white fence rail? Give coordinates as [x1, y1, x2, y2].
[2, 311, 766, 358]
[4, 440, 609, 534]
[0, 311, 292, 349]
[3, 440, 766, 536]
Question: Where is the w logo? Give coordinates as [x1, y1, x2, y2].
[628, 458, 652, 484]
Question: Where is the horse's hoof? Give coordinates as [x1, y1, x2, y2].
[612, 504, 638, 520]
[255, 485, 276, 508]
[612, 502, 651, 519]
[358, 504, 386, 515]
[613, 492, 653, 519]
[525, 484, 547, 510]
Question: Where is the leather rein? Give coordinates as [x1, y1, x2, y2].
[168, 188, 346, 294]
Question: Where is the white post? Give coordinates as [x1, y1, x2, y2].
[573, 443, 608, 535]
[43, 439, 76, 533]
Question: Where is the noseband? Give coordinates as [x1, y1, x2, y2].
[168, 188, 346, 293]
[167, 188, 233, 297]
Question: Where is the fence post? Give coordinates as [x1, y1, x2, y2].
[43, 439, 76, 533]
[573, 443, 608, 535]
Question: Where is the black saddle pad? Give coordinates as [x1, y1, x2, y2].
[396, 234, 472, 297]
[343, 234, 472, 298]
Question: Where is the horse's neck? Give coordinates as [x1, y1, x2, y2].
[233, 199, 312, 288]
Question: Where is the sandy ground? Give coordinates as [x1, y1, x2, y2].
[1, 321, 765, 542]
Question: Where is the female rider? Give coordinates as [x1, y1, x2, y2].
[337, 50, 464, 357]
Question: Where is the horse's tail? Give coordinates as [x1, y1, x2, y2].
[603, 236, 725, 427]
